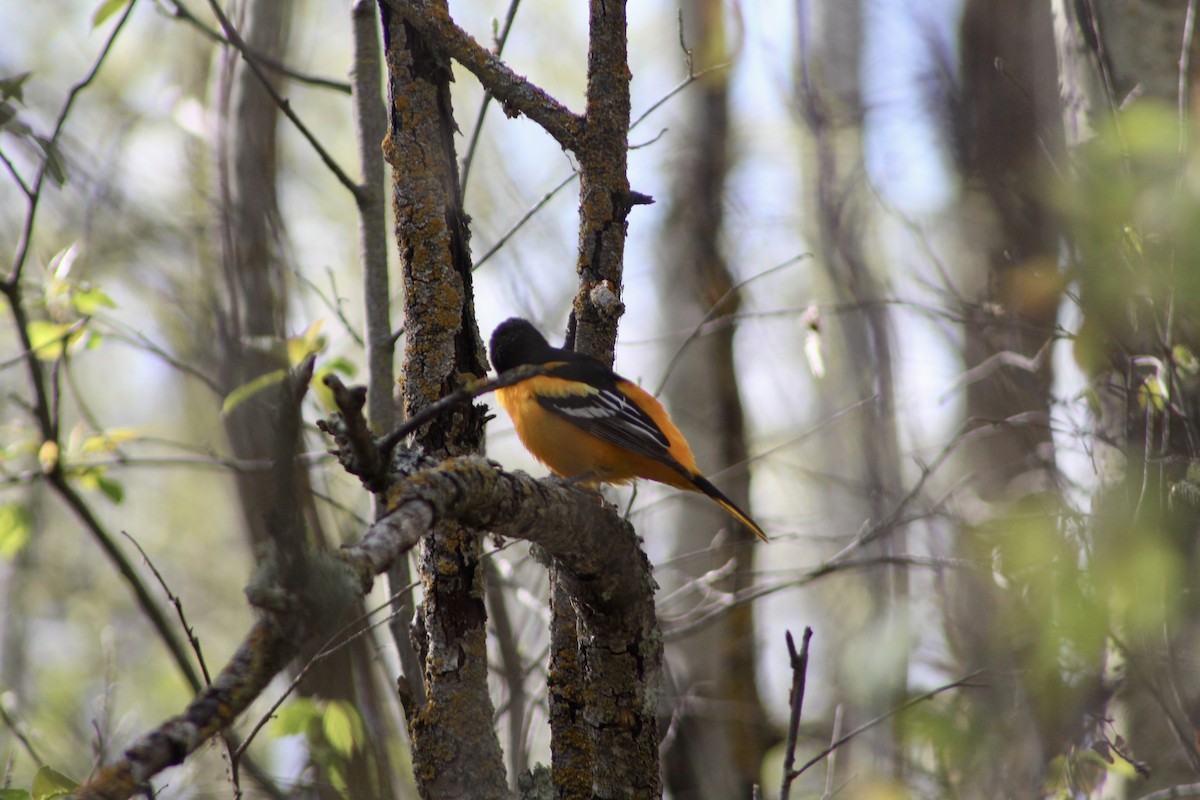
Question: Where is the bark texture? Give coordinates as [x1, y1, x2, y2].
[547, 1, 664, 796]
[75, 452, 659, 800]
[379, 2, 504, 797]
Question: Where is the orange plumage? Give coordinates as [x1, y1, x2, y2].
[489, 318, 768, 543]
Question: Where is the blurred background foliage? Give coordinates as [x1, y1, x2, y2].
[2, 0, 1200, 798]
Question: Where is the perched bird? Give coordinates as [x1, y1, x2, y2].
[489, 317, 768, 542]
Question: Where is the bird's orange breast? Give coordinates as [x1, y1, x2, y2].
[495, 378, 694, 489]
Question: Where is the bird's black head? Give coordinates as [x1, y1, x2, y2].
[490, 318, 554, 372]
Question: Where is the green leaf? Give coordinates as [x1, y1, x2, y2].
[81, 427, 141, 454]
[95, 472, 125, 504]
[287, 319, 326, 365]
[311, 358, 358, 411]
[271, 698, 320, 738]
[92, 0, 132, 28]
[76, 468, 124, 504]
[1138, 375, 1167, 412]
[328, 760, 349, 798]
[0, 71, 31, 102]
[26, 320, 82, 360]
[0, 101, 16, 128]
[1173, 344, 1200, 376]
[31, 766, 77, 800]
[221, 369, 287, 415]
[323, 356, 357, 377]
[71, 285, 117, 315]
[1122, 224, 1143, 257]
[0, 789, 31, 800]
[0, 502, 32, 559]
[322, 701, 361, 758]
[34, 136, 66, 187]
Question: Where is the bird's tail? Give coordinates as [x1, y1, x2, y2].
[689, 475, 769, 543]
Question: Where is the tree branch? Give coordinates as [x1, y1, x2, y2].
[780, 628, 814, 800]
[380, 0, 584, 152]
[459, 0, 524, 192]
[74, 453, 656, 800]
[792, 671, 986, 780]
[204, 0, 362, 199]
[3, 0, 137, 288]
[162, 0, 353, 93]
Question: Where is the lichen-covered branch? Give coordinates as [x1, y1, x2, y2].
[380, 0, 584, 153]
[378, 1, 505, 794]
[570, 0, 642, 358]
[542, 1, 663, 795]
[74, 453, 660, 800]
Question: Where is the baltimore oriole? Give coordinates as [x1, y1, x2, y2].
[489, 317, 768, 543]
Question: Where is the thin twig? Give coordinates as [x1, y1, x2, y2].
[0, 452, 333, 487]
[381, 0, 583, 152]
[49, 473, 204, 692]
[295, 266, 366, 348]
[485, 558, 528, 789]
[629, 63, 729, 134]
[204, 0, 362, 200]
[779, 627, 814, 800]
[1178, 0, 1198, 167]
[473, 172, 577, 270]
[375, 364, 551, 458]
[792, 671, 985, 779]
[98, 323, 223, 396]
[1136, 783, 1200, 800]
[471, 54, 725, 272]
[460, 0, 523, 194]
[663, 553, 965, 639]
[826, 422, 967, 563]
[0, 700, 45, 767]
[0, 318, 89, 370]
[234, 581, 418, 761]
[162, 0, 353, 93]
[120, 530, 212, 685]
[0, 148, 31, 197]
[654, 254, 810, 395]
[4, 0, 137, 287]
[821, 704, 843, 799]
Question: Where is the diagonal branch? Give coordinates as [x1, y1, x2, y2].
[380, 0, 584, 152]
[4, 0, 137, 288]
[204, 0, 362, 199]
[162, 0, 353, 93]
[459, 0, 524, 192]
[74, 454, 651, 800]
[792, 670, 986, 780]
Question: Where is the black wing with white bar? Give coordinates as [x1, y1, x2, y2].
[537, 386, 672, 460]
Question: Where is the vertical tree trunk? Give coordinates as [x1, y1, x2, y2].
[799, 0, 906, 780]
[947, 2, 1071, 795]
[213, 0, 303, 553]
[378, 3, 506, 797]
[657, 1, 771, 796]
[210, 3, 397, 795]
[547, 0, 665, 796]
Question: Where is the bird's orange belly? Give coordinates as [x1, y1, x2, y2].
[496, 383, 688, 488]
